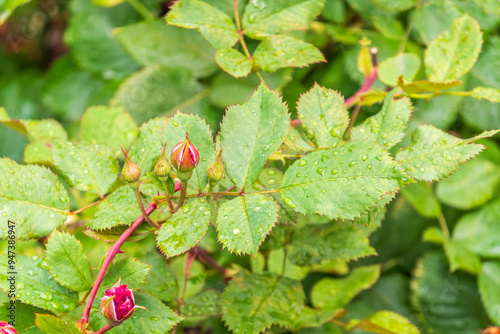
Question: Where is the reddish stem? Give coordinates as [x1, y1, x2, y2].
[193, 246, 227, 276]
[79, 203, 157, 325]
[94, 324, 113, 334]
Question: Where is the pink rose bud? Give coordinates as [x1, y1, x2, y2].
[0, 322, 17, 334]
[100, 280, 145, 327]
[170, 134, 200, 181]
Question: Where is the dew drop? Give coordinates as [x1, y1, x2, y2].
[376, 155, 383, 161]
[331, 168, 339, 175]
[316, 167, 326, 176]
[283, 197, 297, 209]
[232, 228, 241, 235]
[298, 160, 308, 167]
[349, 161, 358, 167]
[361, 154, 368, 161]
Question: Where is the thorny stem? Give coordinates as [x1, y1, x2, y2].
[193, 246, 227, 276]
[79, 203, 157, 325]
[344, 47, 379, 109]
[93, 324, 113, 334]
[134, 188, 159, 228]
[438, 212, 450, 237]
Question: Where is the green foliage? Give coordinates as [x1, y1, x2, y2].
[479, 262, 500, 326]
[35, 314, 80, 334]
[346, 310, 420, 334]
[216, 48, 252, 78]
[378, 54, 421, 86]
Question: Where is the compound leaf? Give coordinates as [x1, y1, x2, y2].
[215, 48, 252, 78]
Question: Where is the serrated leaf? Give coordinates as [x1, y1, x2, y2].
[80, 106, 138, 157]
[128, 113, 215, 190]
[166, 0, 239, 49]
[89, 292, 182, 333]
[411, 251, 488, 334]
[425, 14, 483, 82]
[311, 265, 380, 310]
[396, 125, 499, 181]
[444, 238, 481, 275]
[292, 307, 341, 331]
[110, 66, 204, 124]
[116, 20, 217, 77]
[35, 315, 80, 334]
[215, 48, 252, 78]
[479, 262, 500, 325]
[0, 301, 48, 333]
[0, 108, 67, 142]
[253, 35, 325, 72]
[52, 141, 119, 195]
[87, 186, 141, 230]
[45, 231, 91, 292]
[216, 193, 279, 255]
[241, 0, 325, 39]
[471, 87, 500, 103]
[453, 198, 500, 257]
[181, 290, 221, 317]
[280, 142, 406, 220]
[268, 248, 308, 280]
[157, 198, 212, 258]
[346, 310, 420, 334]
[351, 89, 412, 149]
[0, 255, 79, 313]
[221, 271, 305, 333]
[99, 258, 151, 296]
[378, 53, 421, 87]
[23, 140, 56, 166]
[401, 182, 441, 218]
[285, 127, 315, 151]
[288, 221, 376, 266]
[397, 78, 463, 94]
[141, 251, 178, 303]
[0, 158, 69, 240]
[436, 159, 500, 209]
[296, 83, 348, 148]
[220, 84, 290, 189]
[83, 225, 150, 243]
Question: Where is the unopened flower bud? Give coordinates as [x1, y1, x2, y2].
[0, 322, 16, 334]
[100, 280, 145, 327]
[121, 147, 141, 184]
[154, 143, 171, 181]
[207, 150, 225, 185]
[171, 134, 199, 181]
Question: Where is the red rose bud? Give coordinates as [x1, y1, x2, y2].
[120, 147, 141, 184]
[100, 280, 145, 327]
[0, 322, 17, 334]
[170, 134, 199, 180]
[154, 143, 171, 181]
[207, 150, 225, 184]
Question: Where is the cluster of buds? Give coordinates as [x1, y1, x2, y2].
[0, 322, 16, 334]
[100, 280, 144, 327]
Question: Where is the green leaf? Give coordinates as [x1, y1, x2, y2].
[166, 0, 239, 49]
[89, 292, 182, 333]
[285, 127, 316, 151]
[52, 141, 119, 195]
[397, 78, 463, 94]
[80, 106, 138, 157]
[280, 142, 406, 220]
[425, 14, 483, 82]
[141, 251, 178, 303]
[471, 87, 500, 103]
[453, 198, 500, 257]
[111, 66, 204, 124]
[87, 186, 141, 230]
[346, 310, 420, 334]
[220, 84, 290, 189]
[99, 257, 151, 295]
[414, 0, 462, 45]
[372, 0, 416, 11]
[268, 248, 308, 280]
[296, 83, 348, 148]
[479, 262, 500, 325]
[23, 140, 57, 166]
[241, 0, 325, 39]
[444, 238, 482, 275]
[292, 307, 341, 331]
[157, 198, 212, 258]
[215, 48, 252, 78]
[351, 89, 413, 149]
[0, 0, 32, 24]
[253, 35, 325, 72]
[0, 255, 79, 313]
[35, 315, 80, 334]
[116, 20, 217, 77]
[181, 290, 221, 317]
[288, 221, 376, 266]
[83, 225, 150, 243]
[45, 231, 92, 292]
[0, 158, 69, 240]
[396, 125, 498, 181]
[378, 54, 421, 87]
[0, 301, 48, 333]
[411, 251, 488, 334]
[401, 182, 441, 218]
[216, 193, 279, 255]
[221, 271, 305, 333]
[311, 265, 380, 310]
[436, 159, 500, 209]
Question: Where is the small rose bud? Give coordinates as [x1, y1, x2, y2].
[100, 280, 145, 327]
[121, 147, 141, 185]
[170, 134, 200, 181]
[154, 143, 171, 181]
[0, 321, 17, 334]
[207, 150, 225, 185]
